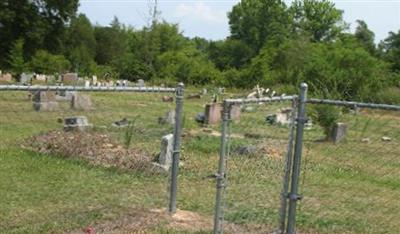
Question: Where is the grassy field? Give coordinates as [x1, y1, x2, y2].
[0, 89, 399, 233]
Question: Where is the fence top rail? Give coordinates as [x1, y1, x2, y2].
[307, 98, 400, 111]
[225, 95, 297, 105]
[0, 85, 176, 93]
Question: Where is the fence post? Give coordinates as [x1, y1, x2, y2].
[286, 83, 308, 234]
[168, 82, 184, 213]
[213, 101, 231, 234]
[278, 98, 298, 233]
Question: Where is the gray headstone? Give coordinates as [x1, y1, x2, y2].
[331, 122, 347, 144]
[138, 79, 145, 87]
[32, 91, 59, 111]
[157, 134, 174, 170]
[71, 94, 93, 110]
[234, 145, 257, 156]
[20, 73, 33, 84]
[158, 110, 175, 125]
[64, 116, 92, 131]
[195, 112, 205, 123]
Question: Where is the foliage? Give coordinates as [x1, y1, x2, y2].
[30, 50, 70, 74]
[379, 30, 400, 73]
[7, 39, 26, 76]
[311, 104, 341, 139]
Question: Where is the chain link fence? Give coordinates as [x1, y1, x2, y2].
[213, 96, 298, 233]
[295, 98, 400, 233]
[0, 84, 184, 224]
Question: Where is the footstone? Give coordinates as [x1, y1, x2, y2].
[331, 122, 347, 144]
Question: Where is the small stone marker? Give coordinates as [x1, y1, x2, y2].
[112, 118, 130, 128]
[158, 110, 175, 125]
[157, 134, 174, 170]
[195, 112, 205, 123]
[85, 80, 90, 87]
[35, 74, 46, 81]
[266, 108, 292, 125]
[234, 145, 257, 156]
[331, 122, 347, 144]
[162, 96, 174, 102]
[71, 93, 93, 110]
[64, 116, 92, 131]
[361, 138, 371, 143]
[381, 136, 392, 142]
[137, 79, 145, 87]
[229, 105, 241, 120]
[20, 73, 33, 84]
[32, 91, 59, 111]
[205, 103, 222, 125]
[187, 93, 202, 99]
[202, 88, 208, 95]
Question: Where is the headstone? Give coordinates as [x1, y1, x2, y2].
[381, 136, 392, 142]
[202, 88, 208, 95]
[331, 122, 347, 144]
[62, 73, 78, 84]
[276, 108, 292, 125]
[195, 112, 205, 123]
[64, 116, 92, 131]
[205, 103, 222, 125]
[46, 75, 55, 83]
[361, 138, 371, 143]
[161, 96, 174, 102]
[158, 134, 174, 170]
[85, 80, 90, 88]
[234, 145, 257, 156]
[32, 91, 59, 111]
[187, 93, 202, 99]
[158, 110, 175, 125]
[35, 74, 46, 81]
[112, 118, 130, 128]
[229, 105, 241, 120]
[138, 79, 145, 87]
[0, 73, 12, 82]
[92, 75, 97, 85]
[20, 73, 33, 84]
[71, 93, 93, 110]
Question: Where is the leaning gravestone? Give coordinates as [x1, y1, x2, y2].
[205, 103, 222, 125]
[158, 110, 175, 125]
[157, 134, 174, 170]
[331, 122, 347, 144]
[71, 93, 92, 110]
[32, 91, 59, 111]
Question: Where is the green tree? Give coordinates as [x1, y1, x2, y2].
[0, 0, 79, 66]
[30, 50, 70, 74]
[355, 20, 376, 55]
[65, 14, 97, 75]
[379, 30, 400, 73]
[208, 39, 255, 70]
[290, 0, 346, 42]
[228, 0, 291, 52]
[8, 39, 26, 76]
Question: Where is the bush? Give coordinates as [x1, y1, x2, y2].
[310, 104, 341, 139]
[373, 87, 400, 105]
[30, 50, 70, 74]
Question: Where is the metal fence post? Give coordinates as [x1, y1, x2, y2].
[168, 82, 184, 213]
[286, 83, 308, 234]
[213, 101, 231, 234]
[278, 98, 298, 233]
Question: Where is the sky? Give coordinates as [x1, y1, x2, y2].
[79, 0, 400, 43]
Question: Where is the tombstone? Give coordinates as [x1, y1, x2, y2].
[137, 79, 145, 87]
[157, 134, 174, 170]
[85, 80, 90, 88]
[234, 145, 257, 156]
[202, 88, 208, 95]
[0, 73, 12, 82]
[71, 93, 93, 110]
[35, 74, 46, 81]
[64, 116, 92, 131]
[331, 122, 347, 144]
[195, 112, 205, 123]
[46, 75, 55, 83]
[187, 93, 202, 99]
[32, 91, 59, 111]
[204, 103, 222, 125]
[62, 73, 78, 84]
[112, 118, 130, 128]
[92, 75, 98, 86]
[275, 108, 292, 125]
[20, 73, 32, 85]
[161, 96, 174, 102]
[230, 105, 241, 120]
[158, 110, 175, 125]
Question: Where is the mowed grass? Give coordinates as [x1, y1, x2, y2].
[0, 90, 399, 233]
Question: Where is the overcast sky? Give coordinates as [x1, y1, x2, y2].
[79, 0, 400, 43]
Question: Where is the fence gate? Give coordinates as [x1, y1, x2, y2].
[213, 95, 299, 233]
[294, 97, 400, 233]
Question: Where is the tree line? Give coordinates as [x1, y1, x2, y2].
[1, 0, 399, 102]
